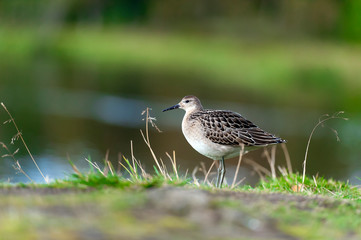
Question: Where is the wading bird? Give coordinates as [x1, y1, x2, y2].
[163, 95, 286, 188]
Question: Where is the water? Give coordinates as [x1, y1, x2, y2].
[0, 85, 359, 185]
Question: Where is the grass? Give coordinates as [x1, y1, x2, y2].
[1, 175, 360, 239]
[257, 173, 361, 201]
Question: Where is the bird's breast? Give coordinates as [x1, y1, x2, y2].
[181, 116, 241, 160]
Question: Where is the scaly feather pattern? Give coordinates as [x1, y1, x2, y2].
[189, 110, 285, 146]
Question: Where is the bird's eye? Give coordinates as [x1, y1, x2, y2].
[185, 100, 190, 103]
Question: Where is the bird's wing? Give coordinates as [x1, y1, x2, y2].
[192, 110, 284, 146]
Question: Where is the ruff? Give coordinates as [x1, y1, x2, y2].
[163, 95, 286, 188]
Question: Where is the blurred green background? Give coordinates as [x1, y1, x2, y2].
[0, 0, 360, 184]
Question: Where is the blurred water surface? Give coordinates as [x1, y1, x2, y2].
[0, 83, 359, 185]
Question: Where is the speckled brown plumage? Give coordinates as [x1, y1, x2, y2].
[163, 95, 286, 188]
[189, 110, 285, 147]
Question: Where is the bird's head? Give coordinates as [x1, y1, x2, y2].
[163, 95, 203, 113]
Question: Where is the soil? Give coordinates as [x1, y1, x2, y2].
[0, 186, 352, 240]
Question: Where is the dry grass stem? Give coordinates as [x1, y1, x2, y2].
[67, 154, 82, 177]
[263, 147, 276, 179]
[136, 159, 148, 179]
[199, 162, 214, 186]
[118, 159, 135, 180]
[129, 142, 148, 179]
[192, 166, 200, 186]
[244, 158, 271, 180]
[234, 177, 246, 188]
[203, 161, 216, 185]
[271, 145, 277, 178]
[130, 140, 137, 176]
[117, 153, 122, 175]
[141, 108, 165, 174]
[199, 162, 207, 176]
[313, 175, 318, 187]
[231, 145, 244, 188]
[141, 107, 182, 181]
[140, 129, 165, 175]
[1, 102, 48, 183]
[142, 108, 162, 133]
[166, 151, 179, 180]
[302, 111, 348, 191]
[1, 142, 33, 182]
[281, 143, 292, 175]
[172, 151, 178, 180]
[85, 157, 105, 176]
[103, 149, 114, 176]
[277, 166, 288, 177]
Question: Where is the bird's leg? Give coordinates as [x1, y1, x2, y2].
[216, 161, 221, 188]
[216, 157, 226, 188]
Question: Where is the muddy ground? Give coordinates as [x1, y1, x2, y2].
[0, 186, 358, 240]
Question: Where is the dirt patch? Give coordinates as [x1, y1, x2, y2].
[0, 186, 354, 240]
[141, 187, 346, 239]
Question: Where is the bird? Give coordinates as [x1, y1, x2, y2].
[163, 95, 286, 188]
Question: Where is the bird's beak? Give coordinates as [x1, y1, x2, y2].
[162, 104, 180, 112]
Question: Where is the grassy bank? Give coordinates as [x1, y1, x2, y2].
[0, 172, 360, 240]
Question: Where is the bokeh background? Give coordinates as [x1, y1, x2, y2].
[0, 0, 360, 184]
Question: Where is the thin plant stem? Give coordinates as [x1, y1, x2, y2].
[166, 151, 179, 180]
[1, 142, 33, 182]
[281, 143, 292, 175]
[85, 158, 105, 176]
[1, 102, 47, 183]
[244, 158, 271, 178]
[104, 149, 114, 176]
[130, 140, 137, 177]
[231, 144, 244, 188]
[203, 161, 215, 185]
[301, 112, 348, 191]
[263, 147, 276, 179]
[192, 166, 200, 186]
[173, 150, 178, 180]
[140, 107, 165, 176]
